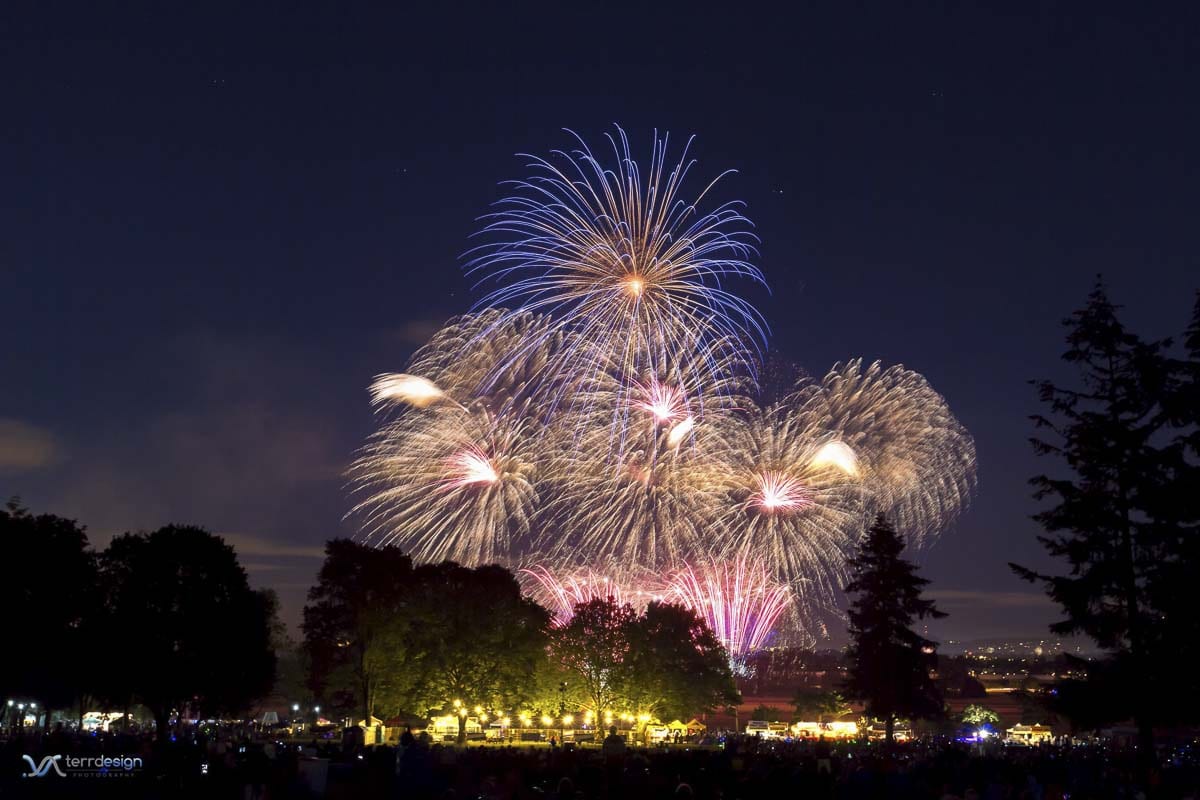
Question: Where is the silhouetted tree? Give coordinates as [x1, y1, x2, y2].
[0, 500, 97, 726]
[302, 539, 413, 724]
[843, 514, 945, 744]
[1011, 282, 1176, 764]
[101, 525, 276, 739]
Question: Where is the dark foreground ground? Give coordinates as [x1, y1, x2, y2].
[3, 733, 1198, 799]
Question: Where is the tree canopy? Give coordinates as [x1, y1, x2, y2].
[101, 524, 276, 737]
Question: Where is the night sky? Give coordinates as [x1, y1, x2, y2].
[4, 3, 1198, 644]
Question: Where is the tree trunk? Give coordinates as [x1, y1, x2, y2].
[456, 713, 466, 746]
[362, 676, 371, 728]
[1111, 357, 1155, 781]
[1119, 497, 1155, 780]
[154, 707, 171, 742]
[885, 716, 894, 746]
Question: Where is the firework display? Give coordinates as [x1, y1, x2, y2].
[350, 126, 977, 650]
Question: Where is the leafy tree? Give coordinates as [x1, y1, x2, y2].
[792, 688, 851, 722]
[960, 704, 1000, 727]
[101, 525, 275, 738]
[552, 597, 637, 719]
[626, 601, 740, 721]
[302, 539, 414, 723]
[0, 500, 97, 726]
[404, 562, 550, 744]
[843, 514, 946, 744]
[1011, 282, 1176, 762]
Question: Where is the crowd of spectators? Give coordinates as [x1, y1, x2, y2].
[3, 725, 1198, 799]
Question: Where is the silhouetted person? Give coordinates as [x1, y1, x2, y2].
[603, 726, 626, 758]
[816, 735, 832, 774]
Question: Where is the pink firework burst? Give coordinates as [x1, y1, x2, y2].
[519, 566, 647, 625]
[664, 558, 791, 659]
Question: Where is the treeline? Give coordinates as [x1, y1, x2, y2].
[300, 540, 740, 743]
[0, 508, 276, 737]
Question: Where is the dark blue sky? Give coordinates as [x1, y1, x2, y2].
[3, 2, 1198, 641]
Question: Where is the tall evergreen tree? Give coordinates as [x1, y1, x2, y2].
[1151, 292, 1200, 724]
[1012, 281, 1172, 763]
[843, 514, 945, 744]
